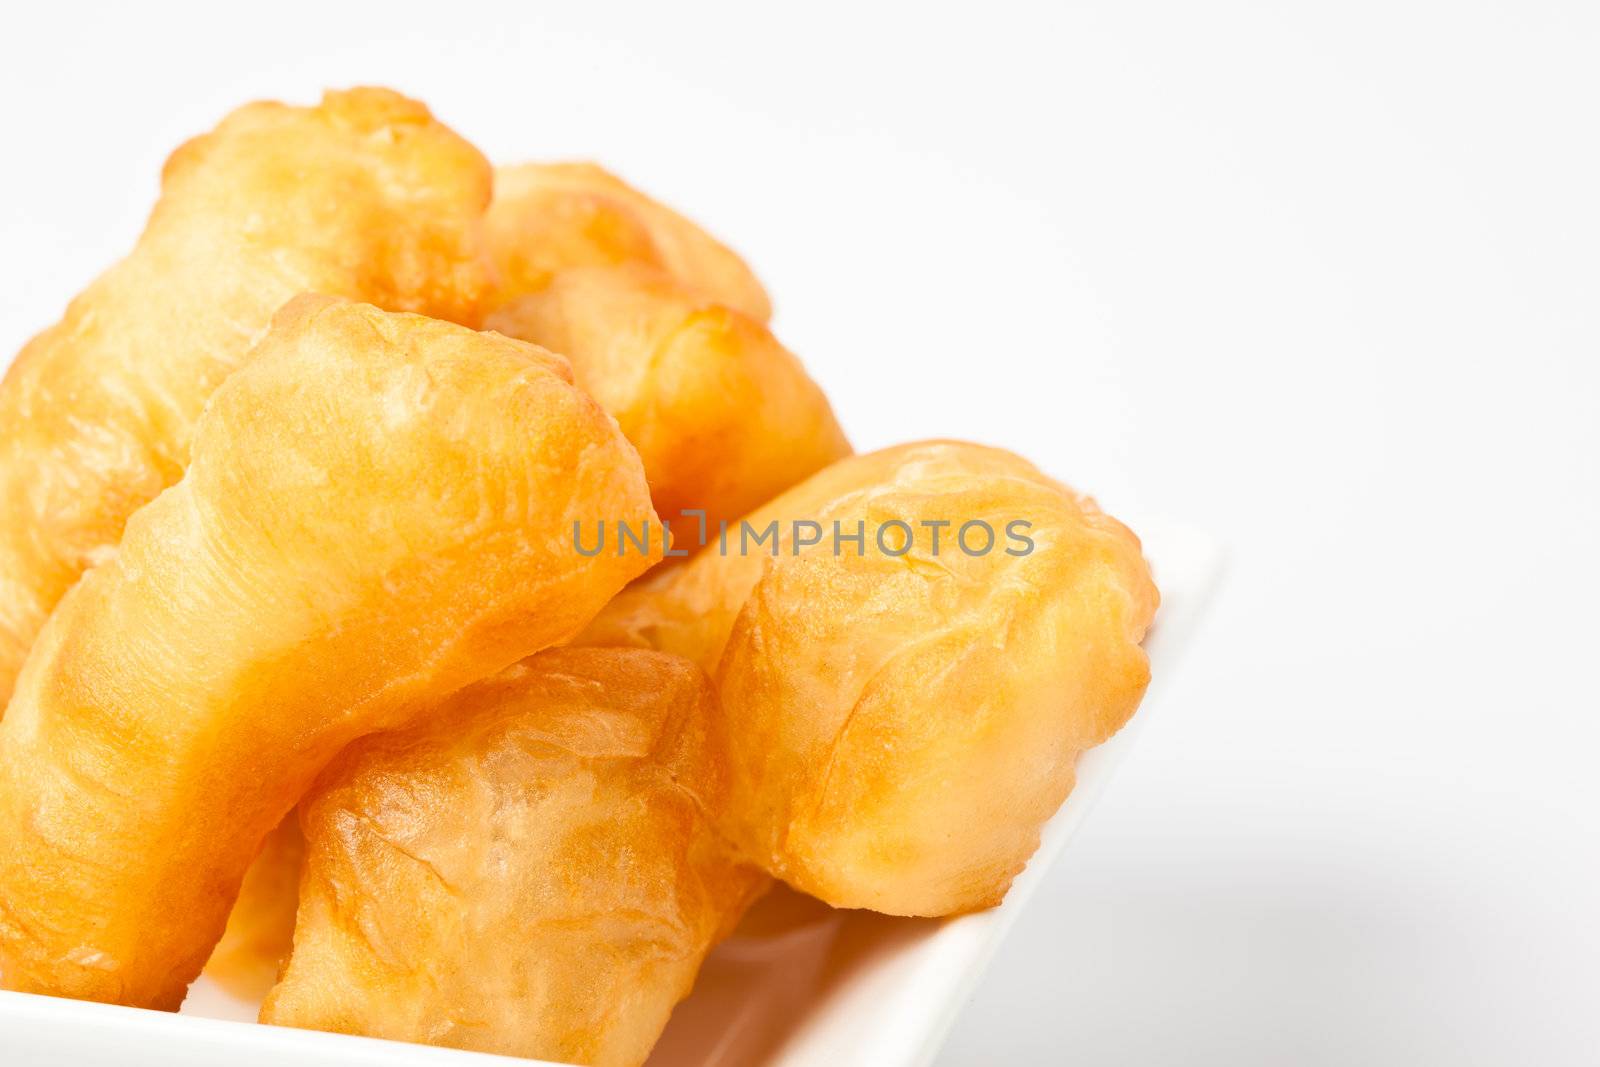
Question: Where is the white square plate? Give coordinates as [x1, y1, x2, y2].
[0, 522, 1222, 1067]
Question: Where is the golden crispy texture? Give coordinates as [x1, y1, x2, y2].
[202, 819, 305, 1002]
[0, 87, 494, 708]
[262, 647, 767, 1067]
[487, 162, 771, 320]
[212, 254, 847, 993]
[0, 297, 659, 1010]
[580, 441, 1159, 916]
[486, 265, 851, 532]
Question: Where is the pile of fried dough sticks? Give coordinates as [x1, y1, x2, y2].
[0, 88, 1158, 1067]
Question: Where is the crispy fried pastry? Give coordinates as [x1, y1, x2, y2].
[0, 87, 494, 708]
[487, 162, 771, 320]
[0, 297, 658, 1010]
[262, 647, 767, 1067]
[486, 265, 850, 532]
[580, 441, 1159, 916]
[209, 161, 832, 999]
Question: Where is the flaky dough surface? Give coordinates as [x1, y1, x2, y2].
[487, 162, 771, 320]
[263, 647, 766, 1067]
[0, 88, 494, 707]
[581, 441, 1159, 916]
[487, 265, 850, 532]
[0, 297, 657, 1009]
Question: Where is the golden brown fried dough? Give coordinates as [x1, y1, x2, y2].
[487, 162, 771, 320]
[210, 164, 831, 1001]
[262, 647, 767, 1067]
[0, 87, 494, 708]
[0, 297, 658, 1010]
[487, 265, 851, 532]
[580, 441, 1158, 916]
[201, 819, 305, 1002]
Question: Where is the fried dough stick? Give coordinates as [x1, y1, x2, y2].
[0, 297, 658, 1010]
[488, 161, 770, 320]
[487, 265, 850, 533]
[0, 87, 494, 707]
[211, 163, 834, 995]
[580, 441, 1158, 917]
[263, 648, 766, 1067]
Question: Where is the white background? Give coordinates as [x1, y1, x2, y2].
[2, 2, 1596, 1064]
